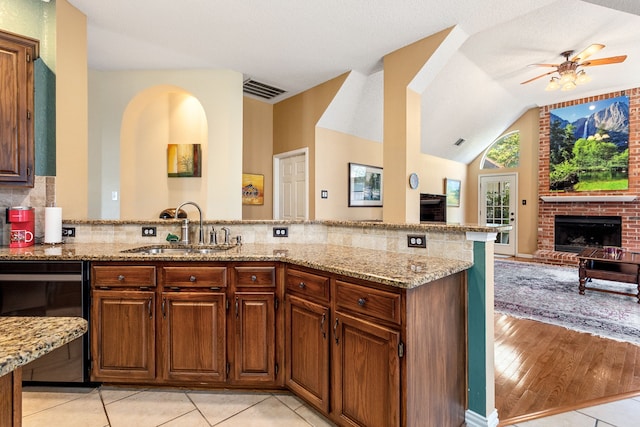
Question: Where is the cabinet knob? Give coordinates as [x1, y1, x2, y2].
[251, 275, 257, 282]
[299, 282, 306, 289]
[357, 298, 366, 307]
[117, 275, 125, 281]
[189, 275, 196, 282]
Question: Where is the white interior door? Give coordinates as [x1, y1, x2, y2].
[479, 173, 517, 256]
[274, 150, 308, 220]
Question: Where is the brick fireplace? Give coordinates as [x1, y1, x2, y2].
[535, 88, 640, 265]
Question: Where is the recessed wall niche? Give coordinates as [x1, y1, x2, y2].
[120, 86, 208, 219]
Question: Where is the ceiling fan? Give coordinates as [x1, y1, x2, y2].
[520, 44, 627, 91]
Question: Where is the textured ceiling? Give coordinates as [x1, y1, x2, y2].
[68, 0, 640, 164]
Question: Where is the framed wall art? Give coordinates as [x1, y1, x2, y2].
[445, 178, 461, 207]
[167, 144, 202, 177]
[242, 173, 264, 205]
[348, 163, 383, 207]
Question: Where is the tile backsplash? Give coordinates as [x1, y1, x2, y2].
[0, 176, 56, 245]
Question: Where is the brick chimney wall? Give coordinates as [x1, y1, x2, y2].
[536, 88, 640, 264]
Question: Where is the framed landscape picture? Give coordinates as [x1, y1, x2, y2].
[348, 163, 383, 207]
[445, 178, 461, 207]
[549, 95, 629, 192]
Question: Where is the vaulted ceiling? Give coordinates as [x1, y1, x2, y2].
[68, 0, 640, 164]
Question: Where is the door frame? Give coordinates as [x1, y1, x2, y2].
[273, 148, 309, 220]
[478, 172, 518, 256]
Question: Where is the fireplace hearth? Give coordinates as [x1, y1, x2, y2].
[554, 215, 622, 253]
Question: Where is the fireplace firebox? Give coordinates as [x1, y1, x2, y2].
[554, 215, 622, 253]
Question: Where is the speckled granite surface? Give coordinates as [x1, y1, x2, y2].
[0, 243, 472, 289]
[0, 317, 88, 377]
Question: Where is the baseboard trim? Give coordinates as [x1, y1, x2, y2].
[465, 408, 499, 427]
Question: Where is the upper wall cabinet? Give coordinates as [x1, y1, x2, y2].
[0, 30, 38, 187]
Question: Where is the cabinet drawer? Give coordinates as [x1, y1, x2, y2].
[335, 281, 401, 324]
[234, 266, 276, 287]
[93, 265, 156, 288]
[162, 266, 227, 288]
[286, 268, 330, 303]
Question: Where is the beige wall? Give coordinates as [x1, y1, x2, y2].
[88, 69, 244, 220]
[418, 154, 467, 224]
[243, 97, 274, 219]
[56, 0, 88, 218]
[467, 107, 540, 256]
[273, 74, 348, 220]
[315, 128, 383, 220]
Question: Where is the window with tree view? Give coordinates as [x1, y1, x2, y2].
[481, 131, 520, 169]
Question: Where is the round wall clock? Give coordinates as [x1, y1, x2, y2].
[409, 173, 419, 189]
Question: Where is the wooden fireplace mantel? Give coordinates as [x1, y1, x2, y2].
[539, 195, 637, 203]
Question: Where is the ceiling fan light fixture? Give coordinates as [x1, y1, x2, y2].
[545, 77, 560, 91]
[561, 80, 577, 91]
[559, 70, 576, 85]
[576, 70, 591, 85]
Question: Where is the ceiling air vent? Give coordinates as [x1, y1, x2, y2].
[243, 79, 286, 100]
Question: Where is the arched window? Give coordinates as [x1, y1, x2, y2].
[481, 131, 520, 169]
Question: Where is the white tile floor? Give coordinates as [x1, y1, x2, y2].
[21, 386, 640, 427]
[22, 386, 337, 427]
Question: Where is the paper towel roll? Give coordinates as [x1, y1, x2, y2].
[44, 207, 62, 244]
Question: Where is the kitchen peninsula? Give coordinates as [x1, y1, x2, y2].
[0, 317, 88, 427]
[0, 220, 501, 427]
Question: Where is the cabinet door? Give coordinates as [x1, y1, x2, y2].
[285, 294, 330, 412]
[0, 31, 36, 187]
[91, 290, 155, 381]
[231, 292, 276, 385]
[160, 292, 226, 383]
[333, 312, 401, 427]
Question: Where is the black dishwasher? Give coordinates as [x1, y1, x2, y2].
[0, 260, 90, 384]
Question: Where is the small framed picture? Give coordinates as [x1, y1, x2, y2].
[348, 163, 383, 207]
[445, 178, 461, 207]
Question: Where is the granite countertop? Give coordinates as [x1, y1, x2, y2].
[0, 243, 472, 289]
[0, 317, 88, 377]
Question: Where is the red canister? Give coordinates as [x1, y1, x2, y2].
[8, 206, 35, 248]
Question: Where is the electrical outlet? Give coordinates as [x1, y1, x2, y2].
[407, 234, 426, 248]
[62, 227, 76, 238]
[273, 227, 289, 237]
[142, 226, 157, 237]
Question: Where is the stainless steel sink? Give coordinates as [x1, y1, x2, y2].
[122, 245, 235, 255]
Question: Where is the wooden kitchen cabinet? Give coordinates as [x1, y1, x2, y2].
[332, 312, 401, 427]
[91, 289, 156, 381]
[0, 30, 38, 187]
[285, 294, 330, 412]
[160, 292, 226, 383]
[229, 265, 281, 386]
[159, 265, 227, 384]
[285, 267, 331, 412]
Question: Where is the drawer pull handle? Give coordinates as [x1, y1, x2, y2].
[358, 298, 366, 307]
[299, 282, 306, 289]
[333, 318, 340, 345]
[189, 275, 196, 282]
[251, 275, 257, 282]
[118, 275, 125, 281]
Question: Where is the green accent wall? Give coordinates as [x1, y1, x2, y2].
[0, 0, 56, 176]
[468, 241, 488, 415]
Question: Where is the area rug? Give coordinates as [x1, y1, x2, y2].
[494, 259, 640, 346]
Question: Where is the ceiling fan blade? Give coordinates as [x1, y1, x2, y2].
[520, 70, 556, 85]
[571, 43, 605, 62]
[581, 55, 627, 66]
[529, 63, 561, 68]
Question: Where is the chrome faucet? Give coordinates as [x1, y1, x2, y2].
[175, 201, 204, 245]
[221, 227, 231, 245]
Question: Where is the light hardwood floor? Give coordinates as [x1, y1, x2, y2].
[495, 313, 640, 426]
